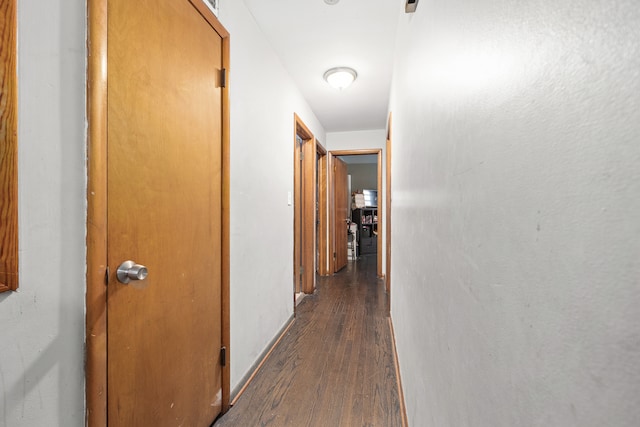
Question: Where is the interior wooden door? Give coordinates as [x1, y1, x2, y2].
[334, 157, 348, 272]
[106, 0, 224, 425]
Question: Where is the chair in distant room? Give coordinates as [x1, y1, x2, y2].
[347, 223, 358, 261]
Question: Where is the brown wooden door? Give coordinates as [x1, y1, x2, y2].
[334, 157, 348, 271]
[106, 0, 224, 425]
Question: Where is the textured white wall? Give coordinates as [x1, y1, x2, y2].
[389, 0, 640, 426]
[217, 2, 325, 392]
[0, 1, 86, 426]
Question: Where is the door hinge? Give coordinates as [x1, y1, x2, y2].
[300, 266, 304, 275]
[220, 346, 227, 367]
[220, 68, 227, 88]
[105, 267, 110, 286]
[300, 151, 304, 161]
[333, 252, 337, 259]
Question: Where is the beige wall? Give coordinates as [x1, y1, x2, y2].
[347, 163, 377, 194]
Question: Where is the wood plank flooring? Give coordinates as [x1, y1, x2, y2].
[213, 255, 403, 427]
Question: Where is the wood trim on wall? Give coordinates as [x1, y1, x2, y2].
[188, 0, 230, 38]
[86, 1, 231, 423]
[293, 126, 301, 295]
[0, 0, 18, 293]
[385, 113, 392, 294]
[317, 142, 328, 276]
[189, 0, 234, 410]
[293, 114, 315, 297]
[303, 138, 315, 293]
[230, 315, 295, 405]
[86, 0, 109, 424]
[217, 7, 232, 413]
[328, 154, 335, 273]
[330, 149, 382, 156]
[377, 152, 383, 278]
[388, 317, 409, 427]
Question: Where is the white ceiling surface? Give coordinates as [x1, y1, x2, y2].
[242, 0, 400, 132]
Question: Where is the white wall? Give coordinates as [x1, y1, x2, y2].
[347, 163, 377, 193]
[0, 1, 86, 426]
[327, 129, 385, 152]
[389, 0, 640, 426]
[217, 2, 325, 393]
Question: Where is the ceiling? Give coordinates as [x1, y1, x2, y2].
[242, 0, 401, 133]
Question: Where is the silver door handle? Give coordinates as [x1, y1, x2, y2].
[116, 260, 149, 284]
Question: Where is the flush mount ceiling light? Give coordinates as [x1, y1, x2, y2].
[323, 67, 357, 90]
[324, 0, 340, 4]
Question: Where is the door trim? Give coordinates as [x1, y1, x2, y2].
[386, 113, 393, 296]
[293, 113, 316, 297]
[316, 142, 329, 276]
[328, 149, 383, 278]
[86, 2, 108, 424]
[86, 2, 231, 424]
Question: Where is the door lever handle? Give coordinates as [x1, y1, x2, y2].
[116, 260, 149, 284]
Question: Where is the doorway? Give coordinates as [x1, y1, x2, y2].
[86, 1, 230, 425]
[329, 150, 383, 278]
[293, 114, 328, 303]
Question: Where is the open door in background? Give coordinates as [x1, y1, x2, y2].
[333, 156, 348, 272]
[87, 1, 230, 424]
[330, 150, 382, 277]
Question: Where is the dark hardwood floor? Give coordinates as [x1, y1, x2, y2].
[213, 255, 404, 427]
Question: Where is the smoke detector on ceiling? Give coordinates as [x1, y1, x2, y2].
[324, 0, 340, 5]
[405, 0, 419, 13]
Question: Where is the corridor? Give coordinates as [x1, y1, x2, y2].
[214, 255, 404, 426]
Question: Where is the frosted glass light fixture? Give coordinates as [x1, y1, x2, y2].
[323, 67, 357, 90]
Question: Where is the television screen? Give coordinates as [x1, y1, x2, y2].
[362, 189, 377, 207]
